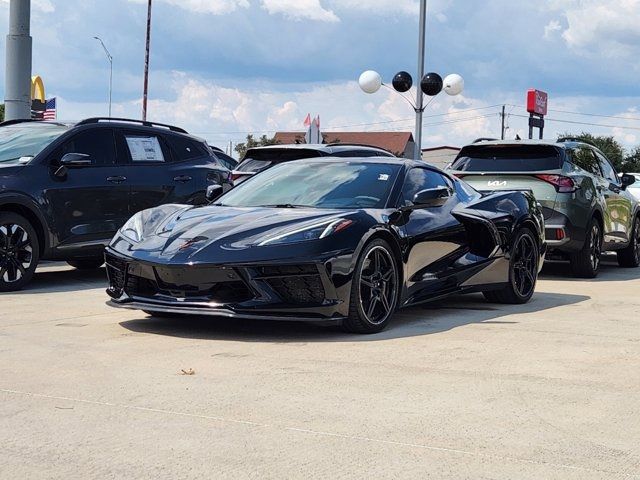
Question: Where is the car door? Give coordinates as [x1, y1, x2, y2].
[595, 151, 632, 244]
[44, 127, 129, 250]
[120, 129, 196, 215]
[399, 167, 467, 301]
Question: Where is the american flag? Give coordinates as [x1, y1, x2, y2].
[43, 98, 57, 120]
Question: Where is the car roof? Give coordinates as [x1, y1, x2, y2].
[245, 143, 393, 155]
[280, 156, 438, 170]
[463, 138, 590, 150]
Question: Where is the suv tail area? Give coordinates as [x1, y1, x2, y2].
[449, 141, 640, 278]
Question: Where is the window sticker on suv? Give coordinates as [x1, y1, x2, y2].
[126, 136, 165, 162]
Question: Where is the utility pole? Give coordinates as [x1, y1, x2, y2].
[500, 104, 506, 140]
[413, 0, 427, 160]
[94, 36, 113, 117]
[4, 0, 32, 121]
[142, 0, 152, 121]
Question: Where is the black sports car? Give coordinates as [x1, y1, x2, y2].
[105, 158, 546, 333]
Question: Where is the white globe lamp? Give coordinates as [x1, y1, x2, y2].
[358, 70, 382, 94]
[443, 74, 464, 96]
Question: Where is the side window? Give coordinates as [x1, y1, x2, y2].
[60, 129, 116, 166]
[568, 148, 601, 177]
[400, 168, 452, 206]
[595, 152, 619, 184]
[123, 133, 167, 163]
[165, 135, 207, 162]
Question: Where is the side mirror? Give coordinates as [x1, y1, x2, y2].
[54, 153, 92, 177]
[621, 173, 636, 189]
[206, 184, 223, 203]
[61, 152, 92, 167]
[412, 186, 452, 207]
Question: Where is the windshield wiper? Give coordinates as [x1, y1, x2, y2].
[262, 204, 309, 209]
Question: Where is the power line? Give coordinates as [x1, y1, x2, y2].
[507, 104, 640, 122]
[510, 114, 640, 131]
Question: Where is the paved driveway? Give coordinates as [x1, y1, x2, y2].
[1, 260, 639, 479]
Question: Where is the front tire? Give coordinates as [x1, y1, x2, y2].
[570, 217, 602, 278]
[0, 212, 40, 292]
[342, 239, 399, 334]
[617, 216, 640, 268]
[483, 227, 539, 304]
[67, 258, 105, 270]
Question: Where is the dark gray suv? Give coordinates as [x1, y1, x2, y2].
[449, 138, 640, 278]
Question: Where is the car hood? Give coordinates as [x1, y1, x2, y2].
[115, 205, 362, 264]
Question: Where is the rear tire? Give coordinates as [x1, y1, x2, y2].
[570, 218, 602, 278]
[617, 216, 640, 268]
[483, 228, 539, 304]
[342, 239, 399, 334]
[67, 258, 105, 270]
[0, 212, 40, 292]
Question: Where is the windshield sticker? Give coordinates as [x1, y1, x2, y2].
[378, 174, 390, 181]
[126, 136, 165, 162]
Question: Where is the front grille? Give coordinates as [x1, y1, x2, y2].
[105, 253, 127, 296]
[256, 264, 325, 305]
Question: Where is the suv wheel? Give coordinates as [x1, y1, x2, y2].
[484, 228, 539, 304]
[617, 216, 640, 268]
[67, 258, 105, 270]
[0, 212, 40, 292]
[342, 239, 399, 334]
[570, 217, 602, 278]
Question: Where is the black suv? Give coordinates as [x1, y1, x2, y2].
[231, 143, 395, 184]
[0, 117, 233, 291]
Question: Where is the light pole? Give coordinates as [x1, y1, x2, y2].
[142, 0, 152, 121]
[93, 36, 113, 117]
[359, 0, 464, 160]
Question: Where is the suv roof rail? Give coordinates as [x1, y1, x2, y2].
[76, 117, 188, 134]
[471, 137, 499, 143]
[557, 136, 596, 147]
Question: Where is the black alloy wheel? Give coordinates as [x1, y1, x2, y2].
[617, 216, 640, 268]
[0, 213, 40, 292]
[570, 218, 603, 278]
[343, 239, 399, 333]
[484, 228, 539, 304]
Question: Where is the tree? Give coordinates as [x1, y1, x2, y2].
[623, 146, 640, 172]
[558, 132, 625, 171]
[234, 134, 279, 158]
[0, 103, 4, 122]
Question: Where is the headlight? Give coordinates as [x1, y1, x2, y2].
[258, 218, 353, 246]
[120, 212, 144, 243]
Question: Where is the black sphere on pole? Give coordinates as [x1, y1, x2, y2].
[392, 71, 413, 93]
[421, 72, 443, 96]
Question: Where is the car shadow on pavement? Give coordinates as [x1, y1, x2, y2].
[14, 266, 107, 294]
[118, 291, 589, 343]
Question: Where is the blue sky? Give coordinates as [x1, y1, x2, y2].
[2, 0, 640, 152]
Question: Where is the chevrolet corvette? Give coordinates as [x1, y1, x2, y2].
[105, 158, 546, 333]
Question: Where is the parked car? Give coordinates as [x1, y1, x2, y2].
[209, 146, 238, 171]
[106, 157, 546, 333]
[0, 117, 233, 291]
[231, 143, 395, 184]
[626, 173, 640, 202]
[448, 138, 640, 278]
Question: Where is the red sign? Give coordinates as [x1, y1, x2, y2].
[526, 89, 548, 116]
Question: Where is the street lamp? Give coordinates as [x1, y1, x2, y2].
[93, 36, 113, 117]
[358, 0, 464, 160]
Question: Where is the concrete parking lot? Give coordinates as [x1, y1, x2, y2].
[1, 260, 639, 479]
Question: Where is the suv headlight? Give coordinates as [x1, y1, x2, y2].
[258, 218, 353, 246]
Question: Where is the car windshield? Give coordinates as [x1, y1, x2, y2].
[452, 145, 563, 172]
[0, 123, 68, 164]
[237, 148, 323, 172]
[217, 161, 401, 209]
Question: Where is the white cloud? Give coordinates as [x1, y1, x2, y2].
[0, 0, 54, 11]
[548, 0, 640, 58]
[332, 0, 419, 15]
[128, 0, 249, 15]
[543, 20, 562, 39]
[260, 0, 339, 22]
